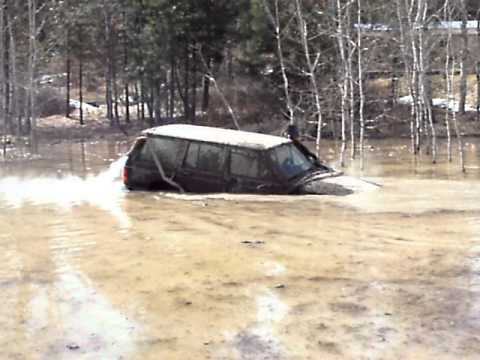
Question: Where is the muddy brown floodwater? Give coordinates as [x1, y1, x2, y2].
[1, 138, 480, 359]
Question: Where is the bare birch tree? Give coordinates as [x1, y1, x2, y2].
[458, 0, 468, 115]
[347, 6, 356, 161]
[396, 0, 439, 160]
[357, 0, 365, 170]
[477, 12, 480, 122]
[103, 1, 114, 126]
[411, 0, 424, 154]
[451, 59, 465, 172]
[444, 0, 453, 162]
[336, 0, 349, 166]
[396, 0, 413, 154]
[197, 46, 240, 130]
[417, 0, 436, 163]
[294, 0, 323, 157]
[0, 0, 5, 154]
[263, 0, 295, 125]
[8, 9, 18, 135]
[27, 0, 38, 149]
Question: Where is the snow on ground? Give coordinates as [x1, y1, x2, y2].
[69, 99, 102, 114]
[398, 96, 477, 113]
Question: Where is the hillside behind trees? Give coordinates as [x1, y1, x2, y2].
[1, 0, 480, 165]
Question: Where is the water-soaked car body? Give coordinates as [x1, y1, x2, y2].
[123, 124, 343, 194]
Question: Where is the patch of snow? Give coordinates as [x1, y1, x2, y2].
[436, 21, 480, 30]
[69, 99, 101, 114]
[37, 73, 67, 85]
[262, 65, 275, 76]
[357, 21, 480, 33]
[399, 96, 476, 113]
[355, 23, 392, 32]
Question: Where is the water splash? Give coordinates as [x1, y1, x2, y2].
[0, 156, 130, 228]
[96, 155, 127, 183]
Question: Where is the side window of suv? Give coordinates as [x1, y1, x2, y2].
[230, 148, 271, 179]
[136, 137, 187, 174]
[149, 137, 187, 175]
[185, 142, 225, 173]
[136, 139, 154, 164]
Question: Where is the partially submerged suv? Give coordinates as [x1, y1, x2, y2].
[123, 124, 342, 194]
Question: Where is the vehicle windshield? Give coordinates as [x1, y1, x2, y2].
[269, 143, 315, 179]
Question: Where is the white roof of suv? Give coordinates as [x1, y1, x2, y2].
[144, 124, 291, 150]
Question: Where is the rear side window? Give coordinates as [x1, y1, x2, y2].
[136, 140, 154, 164]
[136, 137, 187, 175]
[230, 148, 271, 179]
[185, 142, 225, 173]
[149, 137, 187, 174]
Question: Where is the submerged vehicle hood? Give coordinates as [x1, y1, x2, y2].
[289, 168, 343, 194]
[293, 170, 381, 196]
[291, 168, 342, 186]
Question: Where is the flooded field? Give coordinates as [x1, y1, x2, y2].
[1, 138, 480, 359]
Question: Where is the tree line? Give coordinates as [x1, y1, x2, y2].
[1, 0, 479, 168]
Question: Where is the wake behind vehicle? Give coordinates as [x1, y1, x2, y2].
[123, 124, 344, 195]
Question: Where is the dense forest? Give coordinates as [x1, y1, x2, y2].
[1, 0, 480, 166]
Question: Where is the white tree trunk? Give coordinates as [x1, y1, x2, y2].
[28, 0, 37, 148]
[458, 0, 468, 115]
[295, 0, 323, 157]
[444, 0, 452, 162]
[345, 0, 356, 160]
[335, 0, 348, 166]
[451, 60, 465, 172]
[0, 0, 5, 157]
[357, 0, 365, 170]
[411, 0, 424, 154]
[477, 14, 480, 122]
[348, 23, 356, 161]
[396, 0, 416, 154]
[477, 20, 480, 122]
[8, 11, 18, 135]
[263, 0, 295, 125]
[417, 0, 436, 163]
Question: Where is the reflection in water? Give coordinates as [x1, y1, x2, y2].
[466, 217, 480, 328]
[232, 260, 289, 360]
[52, 270, 136, 358]
[21, 219, 138, 359]
[2, 138, 480, 359]
[232, 289, 289, 360]
[1, 150, 137, 358]
[263, 262, 287, 277]
[339, 178, 480, 214]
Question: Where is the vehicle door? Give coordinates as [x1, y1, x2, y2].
[226, 148, 278, 194]
[177, 141, 227, 193]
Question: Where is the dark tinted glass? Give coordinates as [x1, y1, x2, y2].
[230, 149, 270, 178]
[136, 140, 154, 164]
[149, 137, 187, 174]
[137, 137, 187, 175]
[185, 142, 200, 168]
[269, 143, 313, 179]
[185, 142, 225, 173]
